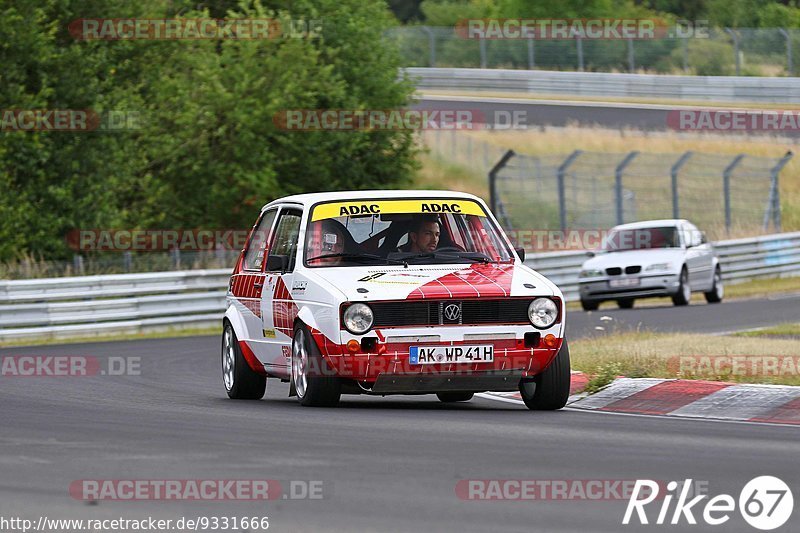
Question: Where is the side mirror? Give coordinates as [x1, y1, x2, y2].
[514, 247, 525, 262]
[586, 251, 596, 258]
[266, 254, 288, 274]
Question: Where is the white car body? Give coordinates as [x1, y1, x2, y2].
[221, 190, 570, 407]
[578, 219, 723, 309]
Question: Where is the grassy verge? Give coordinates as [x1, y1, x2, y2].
[571, 330, 800, 387]
[735, 323, 800, 337]
[0, 327, 219, 349]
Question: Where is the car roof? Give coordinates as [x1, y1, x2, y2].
[612, 219, 689, 230]
[260, 190, 484, 210]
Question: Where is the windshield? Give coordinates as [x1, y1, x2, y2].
[603, 226, 682, 252]
[304, 198, 513, 267]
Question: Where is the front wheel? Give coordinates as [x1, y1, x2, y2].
[222, 323, 266, 400]
[704, 267, 724, 303]
[617, 298, 634, 309]
[581, 299, 599, 311]
[292, 325, 341, 407]
[436, 392, 474, 403]
[519, 340, 571, 410]
[672, 268, 691, 306]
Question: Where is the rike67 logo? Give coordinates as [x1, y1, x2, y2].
[624, 477, 793, 530]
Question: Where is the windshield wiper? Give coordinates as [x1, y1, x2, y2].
[306, 252, 407, 267]
[405, 252, 494, 264]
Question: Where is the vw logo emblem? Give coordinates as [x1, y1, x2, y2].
[444, 303, 461, 322]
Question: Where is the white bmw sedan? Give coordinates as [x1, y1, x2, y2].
[578, 219, 723, 310]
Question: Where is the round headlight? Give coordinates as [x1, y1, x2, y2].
[528, 298, 558, 329]
[343, 303, 374, 335]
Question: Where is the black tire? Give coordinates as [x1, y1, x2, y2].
[292, 324, 341, 407]
[436, 392, 474, 403]
[617, 298, 634, 309]
[222, 323, 266, 400]
[519, 340, 571, 410]
[704, 267, 724, 304]
[671, 267, 691, 306]
[581, 299, 599, 311]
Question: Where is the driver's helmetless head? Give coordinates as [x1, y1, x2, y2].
[409, 217, 440, 253]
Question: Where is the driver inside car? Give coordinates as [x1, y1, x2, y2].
[407, 215, 440, 253]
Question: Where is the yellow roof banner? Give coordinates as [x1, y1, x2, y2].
[311, 199, 486, 221]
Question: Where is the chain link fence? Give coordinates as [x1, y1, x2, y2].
[421, 130, 791, 238]
[389, 27, 800, 76]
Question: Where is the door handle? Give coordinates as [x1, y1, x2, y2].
[254, 282, 263, 288]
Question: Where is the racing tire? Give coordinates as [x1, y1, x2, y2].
[704, 267, 724, 304]
[580, 299, 599, 311]
[617, 298, 634, 309]
[292, 324, 341, 407]
[222, 323, 266, 400]
[671, 267, 691, 306]
[519, 340, 571, 411]
[436, 392, 474, 403]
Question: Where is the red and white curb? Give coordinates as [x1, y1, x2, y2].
[481, 373, 800, 426]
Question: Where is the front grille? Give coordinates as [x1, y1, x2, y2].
[606, 267, 622, 276]
[625, 265, 641, 274]
[369, 299, 535, 327]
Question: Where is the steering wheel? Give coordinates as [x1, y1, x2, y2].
[435, 246, 465, 253]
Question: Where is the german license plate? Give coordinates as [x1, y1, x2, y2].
[609, 277, 640, 288]
[409, 345, 494, 365]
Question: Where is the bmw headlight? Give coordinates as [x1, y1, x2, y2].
[645, 262, 673, 272]
[528, 298, 558, 329]
[343, 303, 374, 334]
[579, 269, 603, 278]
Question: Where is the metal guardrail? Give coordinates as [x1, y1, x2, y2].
[0, 232, 798, 341]
[406, 67, 800, 103]
[524, 231, 800, 301]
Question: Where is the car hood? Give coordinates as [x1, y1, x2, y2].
[581, 248, 685, 271]
[304, 262, 559, 302]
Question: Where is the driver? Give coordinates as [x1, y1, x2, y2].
[408, 215, 440, 253]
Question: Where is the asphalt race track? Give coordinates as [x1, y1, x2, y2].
[414, 95, 800, 138]
[2, 299, 799, 532]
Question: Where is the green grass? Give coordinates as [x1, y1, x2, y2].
[735, 323, 800, 337]
[571, 330, 800, 386]
[0, 326, 219, 348]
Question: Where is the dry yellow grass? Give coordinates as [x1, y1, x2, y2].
[572, 331, 800, 386]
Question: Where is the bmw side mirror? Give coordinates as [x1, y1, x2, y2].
[586, 251, 595, 258]
[266, 254, 288, 274]
[515, 247, 525, 262]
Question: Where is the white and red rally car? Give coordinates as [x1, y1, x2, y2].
[222, 190, 570, 409]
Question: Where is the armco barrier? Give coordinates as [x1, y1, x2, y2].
[406, 67, 800, 104]
[0, 232, 798, 341]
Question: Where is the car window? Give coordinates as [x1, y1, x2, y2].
[242, 208, 277, 271]
[268, 209, 302, 271]
[603, 226, 681, 251]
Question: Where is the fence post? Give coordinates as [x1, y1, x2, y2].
[779, 28, 793, 76]
[527, 36, 535, 69]
[479, 38, 487, 68]
[682, 36, 689, 72]
[123, 251, 132, 273]
[488, 150, 516, 217]
[72, 254, 85, 276]
[723, 154, 745, 233]
[576, 34, 584, 71]
[627, 38, 635, 72]
[764, 151, 793, 232]
[557, 150, 583, 231]
[615, 151, 639, 225]
[670, 151, 693, 219]
[420, 26, 436, 67]
[725, 28, 740, 75]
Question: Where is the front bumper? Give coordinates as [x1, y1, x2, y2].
[579, 273, 680, 302]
